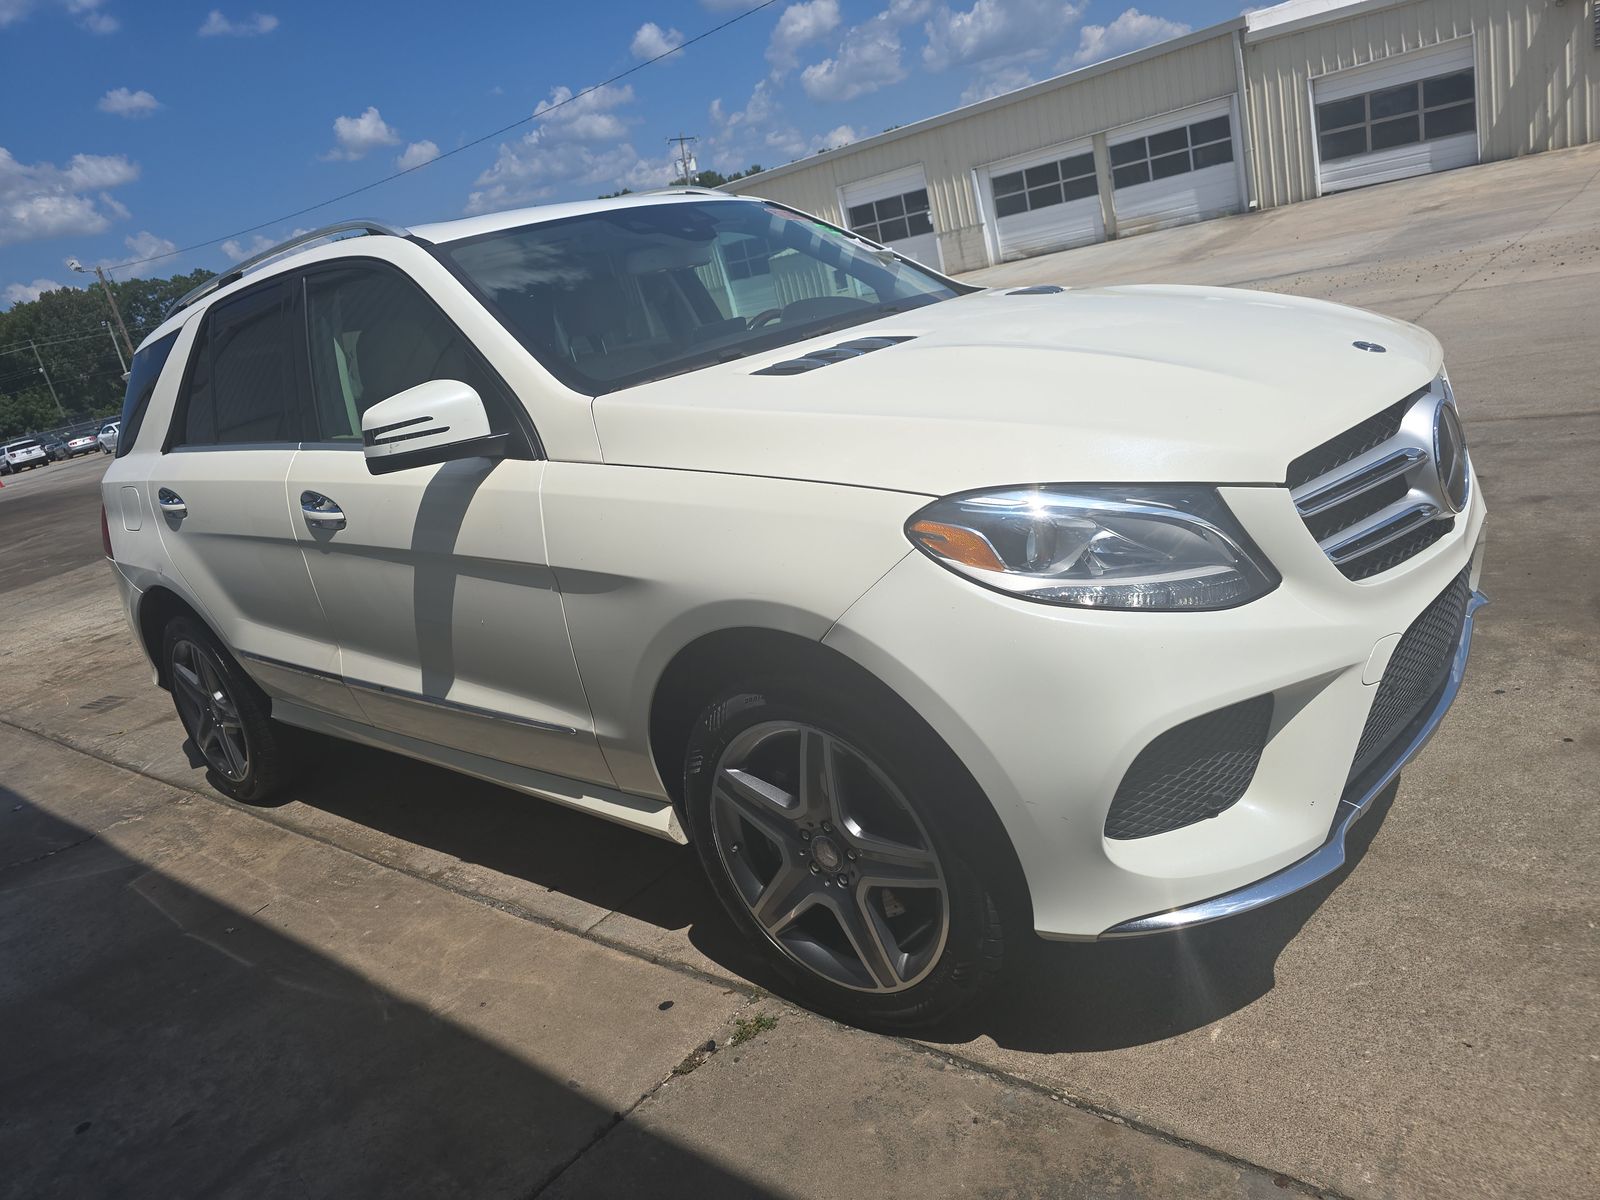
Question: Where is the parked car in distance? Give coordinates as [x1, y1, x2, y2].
[64, 433, 101, 458]
[101, 197, 1487, 1027]
[41, 438, 70, 462]
[97, 422, 120, 454]
[1, 438, 49, 474]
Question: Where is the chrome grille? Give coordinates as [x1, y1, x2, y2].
[1289, 378, 1466, 580]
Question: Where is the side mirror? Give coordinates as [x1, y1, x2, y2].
[361, 379, 508, 476]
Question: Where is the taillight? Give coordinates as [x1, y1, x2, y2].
[101, 504, 114, 559]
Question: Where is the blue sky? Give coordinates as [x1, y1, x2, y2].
[1, 0, 1252, 308]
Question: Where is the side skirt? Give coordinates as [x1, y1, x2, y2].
[271, 699, 687, 844]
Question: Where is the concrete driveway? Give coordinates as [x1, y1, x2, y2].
[3, 145, 1597, 1199]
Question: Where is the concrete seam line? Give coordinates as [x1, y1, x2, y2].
[0, 714, 1350, 1193]
[1411, 158, 1600, 325]
[888, 1034, 1357, 1200]
[0, 714, 764, 1002]
[525, 994, 772, 1199]
[0, 832, 97, 875]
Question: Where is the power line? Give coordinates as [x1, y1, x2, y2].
[0, 321, 159, 357]
[104, 1, 781, 277]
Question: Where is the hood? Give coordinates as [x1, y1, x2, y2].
[591, 284, 1442, 496]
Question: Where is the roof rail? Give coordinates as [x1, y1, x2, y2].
[166, 219, 411, 319]
[640, 185, 726, 196]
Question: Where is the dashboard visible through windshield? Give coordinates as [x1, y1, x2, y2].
[439, 199, 963, 394]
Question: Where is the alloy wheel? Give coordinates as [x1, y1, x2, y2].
[710, 721, 949, 993]
[170, 638, 250, 783]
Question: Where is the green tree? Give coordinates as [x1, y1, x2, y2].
[0, 268, 211, 437]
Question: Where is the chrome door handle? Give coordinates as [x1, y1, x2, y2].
[157, 488, 187, 518]
[300, 490, 347, 530]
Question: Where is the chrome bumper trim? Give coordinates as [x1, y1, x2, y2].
[1101, 591, 1487, 939]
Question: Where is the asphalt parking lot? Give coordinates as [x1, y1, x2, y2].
[3, 145, 1597, 1199]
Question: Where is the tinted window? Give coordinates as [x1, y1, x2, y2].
[116, 330, 179, 458]
[1316, 68, 1475, 162]
[442, 200, 960, 394]
[173, 282, 302, 447]
[303, 265, 516, 442]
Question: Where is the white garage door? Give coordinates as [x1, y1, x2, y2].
[1107, 99, 1243, 236]
[841, 165, 942, 271]
[1313, 40, 1478, 194]
[980, 139, 1103, 261]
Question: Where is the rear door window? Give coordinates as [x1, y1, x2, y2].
[169, 280, 307, 448]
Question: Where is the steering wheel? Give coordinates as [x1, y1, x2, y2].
[747, 308, 784, 330]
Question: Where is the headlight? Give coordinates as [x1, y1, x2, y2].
[905, 485, 1279, 611]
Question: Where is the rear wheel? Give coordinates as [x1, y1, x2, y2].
[161, 616, 297, 804]
[684, 683, 1011, 1029]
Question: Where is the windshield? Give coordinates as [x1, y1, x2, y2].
[440, 199, 963, 393]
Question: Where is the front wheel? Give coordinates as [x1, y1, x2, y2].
[684, 683, 1011, 1029]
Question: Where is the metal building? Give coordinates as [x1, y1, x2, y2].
[724, 0, 1600, 274]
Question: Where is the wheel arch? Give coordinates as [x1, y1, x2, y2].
[648, 626, 1033, 926]
[135, 584, 216, 691]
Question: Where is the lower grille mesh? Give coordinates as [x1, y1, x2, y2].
[1105, 695, 1274, 840]
[1350, 569, 1472, 780]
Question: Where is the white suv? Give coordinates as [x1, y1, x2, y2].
[2, 438, 49, 474]
[102, 196, 1485, 1026]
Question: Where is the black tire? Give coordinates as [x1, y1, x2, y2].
[684, 680, 1011, 1029]
[160, 614, 298, 804]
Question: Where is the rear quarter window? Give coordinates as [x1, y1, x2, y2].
[116, 331, 180, 458]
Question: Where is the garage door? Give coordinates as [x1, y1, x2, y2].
[841, 165, 942, 271]
[1107, 99, 1243, 236]
[1313, 40, 1477, 194]
[980, 139, 1103, 261]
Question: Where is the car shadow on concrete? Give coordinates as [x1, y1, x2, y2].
[277, 736, 1400, 1053]
[0, 786, 781, 1200]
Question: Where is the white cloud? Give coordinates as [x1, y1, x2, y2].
[467, 84, 660, 213]
[220, 234, 274, 262]
[961, 63, 1034, 103]
[322, 106, 400, 161]
[767, 0, 839, 72]
[923, 0, 1085, 70]
[219, 226, 310, 262]
[1, 0, 116, 32]
[815, 124, 859, 152]
[0, 146, 139, 247]
[198, 9, 278, 36]
[1067, 7, 1188, 67]
[3, 278, 66, 307]
[99, 230, 177, 278]
[533, 83, 635, 141]
[396, 140, 440, 170]
[97, 87, 160, 118]
[630, 21, 684, 61]
[801, 18, 906, 101]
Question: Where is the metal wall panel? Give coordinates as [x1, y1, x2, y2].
[1245, 0, 1600, 208]
[726, 32, 1240, 273]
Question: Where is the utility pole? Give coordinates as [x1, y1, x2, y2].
[667, 133, 698, 187]
[68, 258, 135, 359]
[103, 320, 129, 379]
[29, 340, 64, 417]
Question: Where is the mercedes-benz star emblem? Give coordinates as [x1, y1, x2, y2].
[1433, 402, 1470, 513]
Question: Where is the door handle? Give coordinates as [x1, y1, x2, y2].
[157, 488, 187, 518]
[300, 490, 347, 530]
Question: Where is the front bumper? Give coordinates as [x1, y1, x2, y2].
[1102, 588, 1485, 936]
[825, 478, 1487, 940]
